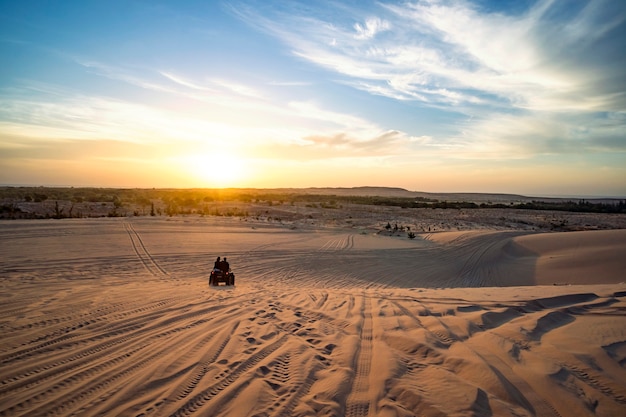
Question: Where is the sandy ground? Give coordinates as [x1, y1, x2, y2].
[1, 216, 626, 417]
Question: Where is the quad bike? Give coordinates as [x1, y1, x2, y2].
[209, 269, 235, 286]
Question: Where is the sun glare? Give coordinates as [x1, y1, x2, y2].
[184, 152, 249, 187]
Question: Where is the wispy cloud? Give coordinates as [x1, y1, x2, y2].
[254, 129, 412, 162]
[78, 60, 176, 94]
[209, 78, 263, 99]
[79, 61, 262, 104]
[160, 71, 213, 91]
[52, 53, 420, 156]
[237, 0, 625, 112]
[267, 80, 311, 87]
[231, 0, 626, 158]
[0, 78, 420, 165]
[353, 17, 390, 40]
[457, 111, 626, 157]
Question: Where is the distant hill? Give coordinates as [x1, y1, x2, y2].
[288, 186, 418, 198]
[255, 186, 520, 200]
[1, 185, 621, 205]
[248, 187, 622, 205]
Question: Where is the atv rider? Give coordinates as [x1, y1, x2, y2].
[220, 257, 230, 273]
[213, 256, 222, 271]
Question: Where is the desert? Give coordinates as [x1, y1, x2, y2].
[4, 1, 626, 415]
[1, 193, 626, 417]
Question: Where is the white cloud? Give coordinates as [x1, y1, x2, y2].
[237, 0, 625, 114]
[354, 17, 390, 40]
[228, 0, 626, 161]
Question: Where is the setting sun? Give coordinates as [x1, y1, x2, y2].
[184, 152, 250, 187]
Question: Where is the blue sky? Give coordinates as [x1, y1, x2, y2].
[1, 0, 625, 196]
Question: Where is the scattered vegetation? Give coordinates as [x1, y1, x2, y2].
[1, 186, 624, 220]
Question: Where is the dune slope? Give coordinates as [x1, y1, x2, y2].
[1, 218, 625, 417]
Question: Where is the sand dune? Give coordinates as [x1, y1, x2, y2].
[1, 218, 625, 416]
[514, 230, 626, 285]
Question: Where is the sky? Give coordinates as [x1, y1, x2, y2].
[1, 0, 625, 196]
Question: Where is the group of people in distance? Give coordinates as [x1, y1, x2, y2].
[213, 256, 230, 273]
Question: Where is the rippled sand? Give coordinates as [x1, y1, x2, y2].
[1, 217, 625, 416]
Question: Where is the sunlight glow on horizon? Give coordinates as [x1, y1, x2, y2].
[181, 152, 252, 188]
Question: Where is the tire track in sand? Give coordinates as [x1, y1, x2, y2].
[0, 309, 224, 417]
[272, 352, 327, 417]
[345, 295, 374, 417]
[0, 295, 260, 416]
[169, 321, 240, 402]
[168, 334, 289, 417]
[124, 223, 169, 278]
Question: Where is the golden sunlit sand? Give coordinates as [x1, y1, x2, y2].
[1, 214, 626, 417]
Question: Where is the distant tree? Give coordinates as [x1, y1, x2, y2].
[53, 201, 64, 219]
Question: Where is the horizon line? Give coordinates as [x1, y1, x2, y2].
[1, 184, 624, 200]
